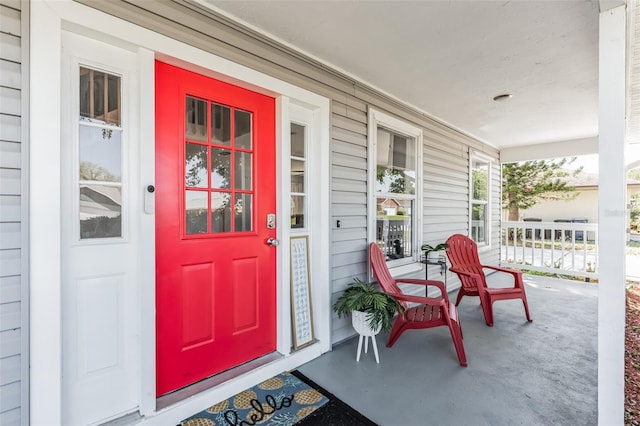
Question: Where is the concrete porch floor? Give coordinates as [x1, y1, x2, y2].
[298, 274, 598, 425]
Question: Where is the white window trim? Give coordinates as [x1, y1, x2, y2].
[469, 150, 492, 249]
[367, 108, 423, 276]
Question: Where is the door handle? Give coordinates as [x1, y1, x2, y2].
[266, 237, 279, 247]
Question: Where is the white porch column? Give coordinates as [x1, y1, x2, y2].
[598, 4, 626, 425]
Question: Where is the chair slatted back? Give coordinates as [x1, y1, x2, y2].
[445, 234, 487, 289]
[369, 243, 407, 309]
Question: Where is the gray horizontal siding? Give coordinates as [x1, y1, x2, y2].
[0, 1, 24, 424]
[75, 0, 504, 346]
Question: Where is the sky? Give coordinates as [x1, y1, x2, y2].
[562, 144, 640, 174]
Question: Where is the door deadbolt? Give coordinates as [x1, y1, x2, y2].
[267, 213, 276, 229]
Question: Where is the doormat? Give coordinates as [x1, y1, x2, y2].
[180, 371, 377, 426]
[180, 371, 328, 426]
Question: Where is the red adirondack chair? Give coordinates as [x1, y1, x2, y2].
[369, 243, 467, 366]
[445, 234, 532, 326]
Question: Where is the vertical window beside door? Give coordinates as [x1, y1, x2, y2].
[470, 153, 491, 246]
[368, 109, 422, 267]
[78, 67, 123, 239]
[290, 123, 307, 229]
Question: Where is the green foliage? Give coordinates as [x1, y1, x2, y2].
[332, 278, 403, 332]
[472, 167, 488, 201]
[376, 166, 415, 194]
[420, 242, 449, 254]
[502, 158, 582, 220]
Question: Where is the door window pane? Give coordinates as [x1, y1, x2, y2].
[79, 126, 122, 182]
[212, 103, 231, 146]
[185, 143, 208, 188]
[80, 185, 122, 239]
[291, 123, 305, 157]
[291, 159, 304, 193]
[185, 190, 208, 234]
[234, 194, 253, 232]
[186, 96, 207, 142]
[234, 109, 252, 149]
[211, 148, 231, 189]
[211, 192, 232, 233]
[234, 152, 252, 190]
[80, 67, 121, 126]
[291, 195, 305, 228]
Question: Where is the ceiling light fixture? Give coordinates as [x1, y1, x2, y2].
[493, 93, 513, 102]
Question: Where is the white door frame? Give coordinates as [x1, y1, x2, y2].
[31, 1, 331, 424]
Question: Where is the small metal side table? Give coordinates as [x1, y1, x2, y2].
[421, 257, 447, 296]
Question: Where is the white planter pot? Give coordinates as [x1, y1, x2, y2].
[427, 251, 441, 261]
[352, 310, 381, 336]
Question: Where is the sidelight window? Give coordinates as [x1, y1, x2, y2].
[290, 123, 307, 229]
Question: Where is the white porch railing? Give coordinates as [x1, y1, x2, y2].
[501, 220, 599, 279]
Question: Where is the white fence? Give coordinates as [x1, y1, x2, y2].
[501, 220, 599, 279]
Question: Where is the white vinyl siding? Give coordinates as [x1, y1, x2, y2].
[0, 1, 27, 425]
[73, 0, 501, 344]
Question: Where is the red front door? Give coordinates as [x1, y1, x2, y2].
[155, 61, 277, 396]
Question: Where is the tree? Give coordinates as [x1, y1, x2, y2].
[376, 166, 415, 194]
[79, 161, 119, 182]
[502, 158, 582, 221]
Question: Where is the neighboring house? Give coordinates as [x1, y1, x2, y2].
[378, 198, 401, 215]
[0, 1, 630, 425]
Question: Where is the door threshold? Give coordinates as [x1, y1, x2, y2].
[156, 352, 283, 410]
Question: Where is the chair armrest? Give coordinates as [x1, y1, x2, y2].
[482, 265, 525, 289]
[448, 267, 487, 293]
[395, 278, 447, 294]
[392, 293, 445, 307]
[482, 265, 522, 277]
[448, 267, 483, 281]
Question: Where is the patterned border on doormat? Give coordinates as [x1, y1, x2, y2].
[181, 372, 329, 426]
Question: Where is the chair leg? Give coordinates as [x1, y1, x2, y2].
[449, 322, 467, 367]
[445, 306, 467, 366]
[455, 290, 464, 306]
[522, 296, 533, 322]
[386, 319, 405, 348]
[480, 292, 494, 327]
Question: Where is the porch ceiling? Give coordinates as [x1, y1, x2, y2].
[206, 0, 601, 150]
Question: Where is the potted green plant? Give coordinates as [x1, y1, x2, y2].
[421, 242, 449, 262]
[332, 278, 404, 334]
